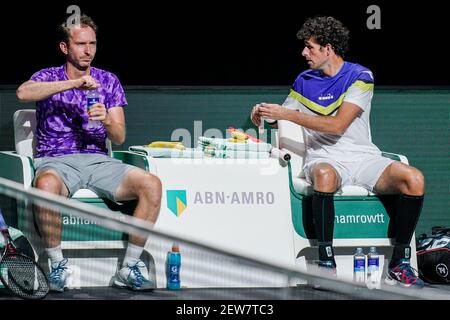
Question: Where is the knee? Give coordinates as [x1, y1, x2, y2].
[313, 165, 339, 192]
[34, 173, 62, 194]
[138, 174, 162, 203]
[405, 168, 425, 196]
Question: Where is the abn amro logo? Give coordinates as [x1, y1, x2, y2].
[167, 190, 187, 217]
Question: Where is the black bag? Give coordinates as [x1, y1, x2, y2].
[417, 226, 450, 284]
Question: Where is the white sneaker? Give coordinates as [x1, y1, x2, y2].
[112, 259, 155, 291]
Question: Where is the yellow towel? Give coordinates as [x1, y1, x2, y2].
[145, 141, 186, 150]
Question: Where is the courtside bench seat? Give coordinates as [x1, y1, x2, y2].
[275, 119, 418, 278]
[0, 109, 154, 287]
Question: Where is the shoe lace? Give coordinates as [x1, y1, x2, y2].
[127, 261, 148, 286]
[50, 258, 68, 282]
[397, 262, 420, 281]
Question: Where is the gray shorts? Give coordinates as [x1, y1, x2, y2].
[33, 154, 135, 201]
[304, 154, 395, 192]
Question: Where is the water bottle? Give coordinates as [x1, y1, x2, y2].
[353, 247, 366, 283]
[258, 117, 265, 134]
[366, 246, 380, 289]
[166, 243, 181, 290]
[86, 90, 101, 129]
[256, 103, 265, 134]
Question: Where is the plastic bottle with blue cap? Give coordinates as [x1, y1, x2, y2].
[166, 243, 181, 290]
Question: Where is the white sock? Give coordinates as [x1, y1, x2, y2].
[122, 243, 144, 267]
[45, 245, 64, 267]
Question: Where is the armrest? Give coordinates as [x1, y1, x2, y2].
[0, 151, 34, 186]
[270, 147, 291, 167]
[113, 151, 151, 171]
[382, 151, 409, 165]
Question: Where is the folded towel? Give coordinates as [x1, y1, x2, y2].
[129, 146, 204, 158]
[130, 140, 272, 159]
[198, 137, 272, 152]
[203, 149, 270, 159]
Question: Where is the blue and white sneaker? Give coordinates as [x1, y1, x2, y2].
[112, 259, 156, 291]
[385, 259, 425, 288]
[48, 258, 69, 292]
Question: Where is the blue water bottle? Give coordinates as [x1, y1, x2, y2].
[166, 243, 181, 290]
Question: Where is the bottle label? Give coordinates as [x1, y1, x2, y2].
[169, 264, 180, 282]
[367, 258, 379, 267]
[354, 259, 365, 271]
[87, 97, 100, 109]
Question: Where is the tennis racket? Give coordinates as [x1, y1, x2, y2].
[0, 211, 49, 299]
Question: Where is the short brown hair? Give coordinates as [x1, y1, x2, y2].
[58, 14, 98, 43]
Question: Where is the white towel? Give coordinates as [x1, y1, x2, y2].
[198, 137, 272, 152]
[129, 146, 204, 158]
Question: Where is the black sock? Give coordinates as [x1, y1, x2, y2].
[389, 244, 412, 268]
[390, 194, 424, 267]
[312, 190, 336, 262]
[318, 242, 335, 265]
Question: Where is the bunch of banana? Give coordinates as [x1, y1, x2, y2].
[145, 141, 186, 150]
[230, 131, 248, 142]
[228, 127, 262, 143]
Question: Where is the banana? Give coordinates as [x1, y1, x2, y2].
[227, 138, 246, 143]
[145, 141, 186, 150]
[231, 131, 248, 141]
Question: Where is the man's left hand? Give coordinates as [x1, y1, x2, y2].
[87, 103, 109, 124]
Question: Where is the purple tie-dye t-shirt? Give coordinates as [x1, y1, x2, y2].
[31, 65, 128, 158]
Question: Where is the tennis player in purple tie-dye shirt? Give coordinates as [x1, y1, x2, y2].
[17, 14, 161, 292]
[30, 66, 127, 158]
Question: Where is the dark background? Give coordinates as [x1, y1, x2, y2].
[1, 0, 447, 86]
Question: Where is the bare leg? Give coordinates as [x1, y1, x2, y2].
[115, 168, 162, 246]
[374, 162, 425, 196]
[33, 170, 69, 248]
[311, 162, 341, 192]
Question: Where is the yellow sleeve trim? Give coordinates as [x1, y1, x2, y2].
[288, 89, 345, 116]
[351, 80, 374, 92]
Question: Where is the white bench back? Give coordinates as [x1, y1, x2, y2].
[14, 109, 36, 158]
[13, 109, 112, 158]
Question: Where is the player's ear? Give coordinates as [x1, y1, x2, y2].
[59, 41, 68, 55]
[325, 44, 333, 56]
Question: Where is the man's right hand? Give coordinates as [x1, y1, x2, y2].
[73, 75, 101, 90]
[17, 75, 100, 102]
[250, 104, 262, 126]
